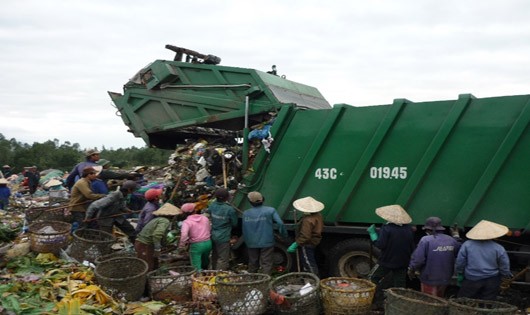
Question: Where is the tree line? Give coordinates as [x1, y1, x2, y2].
[0, 133, 173, 173]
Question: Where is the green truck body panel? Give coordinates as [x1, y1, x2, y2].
[111, 59, 530, 231]
[109, 60, 330, 148]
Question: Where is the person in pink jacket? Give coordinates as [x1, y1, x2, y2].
[178, 203, 212, 271]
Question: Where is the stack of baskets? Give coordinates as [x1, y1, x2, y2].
[320, 277, 376, 315]
[448, 298, 518, 315]
[69, 229, 115, 263]
[95, 257, 148, 301]
[216, 273, 271, 315]
[269, 272, 321, 315]
[147, 265, 196, 301]
[28, 220, 71, 255]
[385, 288, 448, 315]
[191, 270, 233, 303]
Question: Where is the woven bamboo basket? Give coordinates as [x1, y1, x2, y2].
[385, 288, 448, 315]
[69, 228, 115, 263]
[216, 273, 271, 315]
[320, 277, 376, 315]
[95, 257, 148, 301]
[94, 250, 136, 265]
[28, 220, 71, 255]
[147, 265, 196, 301]
[448, 298, 517, 315]
[191, 270, 233, 303]
[26, 205, 70, 224]
[269, 272, 321, 315]
[159, 301, 222, 314]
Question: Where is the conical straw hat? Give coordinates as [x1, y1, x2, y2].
[44, 179, 63, 188]
[466, 220, 508, 240]
[375, 205, 412, 225]
[153, 203, 182, 216]
[293, 197, 324, 213]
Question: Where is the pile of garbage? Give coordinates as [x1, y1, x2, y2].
[159, 111, 277, 208]
[161, 140, 244, 208]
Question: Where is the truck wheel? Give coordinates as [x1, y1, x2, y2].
[273, 242, 292, 273]
[328, 238, 379, 278]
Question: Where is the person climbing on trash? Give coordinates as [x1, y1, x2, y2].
[367, 205, 415, 290]
[455, 219, 512, 300]
[135, 203, 181, 271]
[242, 191, 287, 275]
[287, 196, 324, 277]
[178, 202, 212, 271]
[204, 188, 238, 270]
[408, 217, 461, 297]
[84, 180, 139, 243]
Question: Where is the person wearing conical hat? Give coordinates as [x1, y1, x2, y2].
[135, 202, 182, 271]
[367, 205, 415, 291]
[408, 217, 461, 297]
[455, 220, 511, 300]
[287, 196, 324, 277]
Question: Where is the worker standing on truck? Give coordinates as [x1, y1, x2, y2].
[242, 191, 287, 275]
[408, 217, 461, 297]
[367, 205, 415, 289]
[287, 196, 324, 277]
[455, 219, 511, 301]
[204, 188, 238, 270]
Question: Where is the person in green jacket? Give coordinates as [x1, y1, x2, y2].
[135, 203, 180, 271]
[205, 188, 238, 270]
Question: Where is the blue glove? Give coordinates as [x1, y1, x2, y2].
[287, 242, 298, 253]
[367, 224, 378, 241]
[278, 224, 288, 238]
[456, 273, 464, 287]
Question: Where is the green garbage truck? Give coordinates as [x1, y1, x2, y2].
[110, 45, 530, 278]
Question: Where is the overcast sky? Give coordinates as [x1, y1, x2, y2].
[2, 0, 529, 150]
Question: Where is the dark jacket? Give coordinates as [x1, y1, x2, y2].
[206, 200, 238, 243]
[243, 205, 284, 248]
[409, 233, 461, 285]
[85, 191, 128, 226]
[296, 213, 323, 247]
[374, 223, 415, 269]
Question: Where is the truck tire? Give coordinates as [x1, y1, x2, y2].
[273, 242, 292, 273]
[328, 238, 379, 278]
